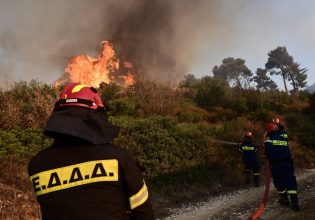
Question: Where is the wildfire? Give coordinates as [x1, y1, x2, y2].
[54, 41, 135, 88]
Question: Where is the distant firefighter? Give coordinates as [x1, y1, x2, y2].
[238, 131, 260, 187]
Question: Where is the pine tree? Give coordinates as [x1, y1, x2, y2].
[287, 62, 308, 92]
[265, 46, 293, 93]
[253, 68, 278, 91]
[212, 57, 252, 89]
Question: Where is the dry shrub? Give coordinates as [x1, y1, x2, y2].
[125, 81, 183, 116]
[0, 95, 22, 130]
[0, 156, 32, 194]
[0, 183, 40, 220]
[0, 156, 40, 220]
[0, 80, 57, 130]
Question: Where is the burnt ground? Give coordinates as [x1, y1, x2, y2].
[163, 169, 315, 220]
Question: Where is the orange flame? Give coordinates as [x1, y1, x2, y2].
[55, 41, 135, 88]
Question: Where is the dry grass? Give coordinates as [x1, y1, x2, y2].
[0, 183, 40, 220]
[0, 156, 40, 220]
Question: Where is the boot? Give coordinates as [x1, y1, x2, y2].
[253, 174, 260, 187]
[278, 192, 290, 207]
[289, 194, 301, 212]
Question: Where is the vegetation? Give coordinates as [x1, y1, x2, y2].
[253, 68, 278, 92]
[265, 46, 308, 93]
[0, 45, 314, 219]
[213, 57, 252, 89]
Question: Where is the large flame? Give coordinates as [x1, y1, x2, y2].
[55, 41, 135, 88]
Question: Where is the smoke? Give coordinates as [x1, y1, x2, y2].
[0, 0, 112, 83]
[0, 0, 220, 84]
[106, 0, 178, 83]
[1, 0, 315, 85]
[104, 0, 228, 83]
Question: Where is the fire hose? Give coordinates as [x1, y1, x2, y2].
[214, 139, 270, 220]
[247, 158, 270, 220]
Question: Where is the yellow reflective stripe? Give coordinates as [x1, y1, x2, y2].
[72, 84, 89, 93]
[271, 140, 288, 146]
[242, 146, 255, 151]
[287, 190, 297, 194]
[280, 134, 288, 138]
[30, 160, 118, 196]
[253, 173, 260, 176]
[265, 140, 272, 143]
[129, 182, 149, 209]
[278, 190, 286, 194]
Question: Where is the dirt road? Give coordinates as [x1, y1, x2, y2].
[163, 169, 315, 220]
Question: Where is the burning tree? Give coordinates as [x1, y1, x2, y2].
[55, 41, 135, 88]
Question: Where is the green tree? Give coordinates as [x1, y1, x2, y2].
[265, 46, 293, 93]
[287, 62, 308, 92]
[265, 46, 308, 94]
[212, 57, 253, 89]
[253, 68, 278, 92]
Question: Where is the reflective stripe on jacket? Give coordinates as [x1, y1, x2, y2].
[264, 130, 292, 161]
[28, 143, 154, 220]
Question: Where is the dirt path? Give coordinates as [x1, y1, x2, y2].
[163, 169, 315, 220]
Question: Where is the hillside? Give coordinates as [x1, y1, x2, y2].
[0, 79, 315, 219]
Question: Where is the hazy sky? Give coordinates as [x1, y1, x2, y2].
[0, 0, 314, 89]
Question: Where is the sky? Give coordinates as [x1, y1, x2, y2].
[0, 0, 314, 89]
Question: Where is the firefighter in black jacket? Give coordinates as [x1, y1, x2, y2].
[264, 123, 300, 211]
[238, 131, 260, 187]
[28, 82, 154, 220]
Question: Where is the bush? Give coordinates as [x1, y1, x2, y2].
[110, 116, 218, 178]
[195, 77, 231, 111]
[176, 102, 210, 123]
[285, 114, 315, 150]
[0, 80, 57, 130]
[123, 81, 183, 116]
[98, 82, 121, 101]
[109, 98, 138, 116]
[0, 128, 52, 159]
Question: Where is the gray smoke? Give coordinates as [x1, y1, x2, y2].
[0, 0, 221, 84]
[1, 0, 314, 86]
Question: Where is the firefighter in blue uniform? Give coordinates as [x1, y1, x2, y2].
[238, 131, 260, 187]
[264, 123, 300, 211]
[28, 83, 154, 219]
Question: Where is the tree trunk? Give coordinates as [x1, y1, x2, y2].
[236, 76, 242, 90]
[289, 74, 298, 91]
[280, 67, 288, 93]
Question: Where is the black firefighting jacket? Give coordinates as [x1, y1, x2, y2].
[28, 107, 154, 220]
[238, 140, 257, 159]
[264, 130, 292, 162]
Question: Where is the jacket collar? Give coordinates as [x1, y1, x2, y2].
[43, 107, 119, 145]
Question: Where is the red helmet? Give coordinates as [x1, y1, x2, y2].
[272, 117, 280, 124]
[265, 123, 278, 132]
[244, 131, 253, 138]
[54, 82, 104, 110]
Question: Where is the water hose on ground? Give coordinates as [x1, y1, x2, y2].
[247, 159, 270, 220]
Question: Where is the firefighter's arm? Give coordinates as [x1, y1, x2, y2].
[238, 143, 243, 153]
[123, 152, 154, 220]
